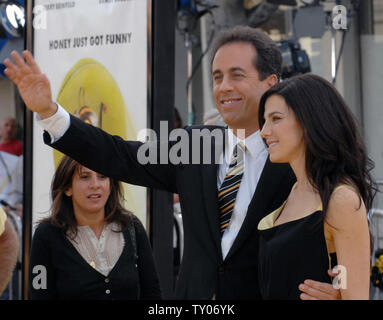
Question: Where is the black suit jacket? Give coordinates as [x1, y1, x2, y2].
[46, 115, 296, 300]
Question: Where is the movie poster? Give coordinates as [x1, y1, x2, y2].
[32, 0, 149, 229]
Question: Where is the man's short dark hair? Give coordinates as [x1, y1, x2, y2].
[210, 25, 282, 81]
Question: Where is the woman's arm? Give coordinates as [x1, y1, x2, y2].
[325, 186, 371, 300]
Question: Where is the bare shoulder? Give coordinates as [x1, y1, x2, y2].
[325, 185, 367, 232]
[330, 185, 362, 210]
[0, 220, 17, 242]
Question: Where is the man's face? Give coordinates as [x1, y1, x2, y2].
[212, 42, 276, 136]
[0, 118, 17, 141]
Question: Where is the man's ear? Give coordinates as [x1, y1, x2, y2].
[65, 188, 72, 197]
[266, 74, 279, 88]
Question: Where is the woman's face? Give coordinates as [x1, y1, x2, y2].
[260, 94, 305, 163]
[65, 166, 111, 217]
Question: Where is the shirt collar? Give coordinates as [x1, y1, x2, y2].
[226, 128, 267, 159]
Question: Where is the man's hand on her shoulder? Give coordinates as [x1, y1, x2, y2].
[299, 270, 341, 300]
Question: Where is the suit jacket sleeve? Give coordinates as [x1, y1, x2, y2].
[45, 115, 178, 193]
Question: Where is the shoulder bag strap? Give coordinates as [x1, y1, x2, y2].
[126, 214, 140, 299]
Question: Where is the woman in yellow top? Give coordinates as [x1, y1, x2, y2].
[257, 74, 377, 300]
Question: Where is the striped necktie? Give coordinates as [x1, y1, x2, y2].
[217, 142, 246, 236]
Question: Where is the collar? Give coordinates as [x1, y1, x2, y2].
[226, 128, 267, 160]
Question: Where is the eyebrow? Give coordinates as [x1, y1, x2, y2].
[78, 167, 91, 174]
[212, 67, 246, 76]
[264, 111, 284, 118]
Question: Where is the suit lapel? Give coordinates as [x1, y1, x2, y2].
[224, 158, 291, 260]
[200, 162, 221, 255]
[200, 127, 226, 258]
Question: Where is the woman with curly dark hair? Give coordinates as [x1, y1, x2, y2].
[257, 74, 377, 300]
[29, 156, 162, 300]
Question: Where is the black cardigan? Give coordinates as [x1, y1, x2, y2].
[29, 218, 162, 300]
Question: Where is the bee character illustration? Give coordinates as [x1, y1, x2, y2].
[75, 105, 98, 126]
[74, 87, 108, 128]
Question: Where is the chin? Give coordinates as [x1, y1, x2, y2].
[269, 153, 288, 163]
[220, 115, 233, 127]
[86, 206, 106, 214]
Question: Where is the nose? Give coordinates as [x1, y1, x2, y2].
[218, 75, 233, 92]
[89, 176, 101, 188]
[260, 121, 270, 139]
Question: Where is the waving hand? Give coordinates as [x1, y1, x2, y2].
[4, 50, 57, 119]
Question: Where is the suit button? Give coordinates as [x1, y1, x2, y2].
[218, 266, 224, 274]
[106, 289, 110, 294]
[105, 278, 110, 283]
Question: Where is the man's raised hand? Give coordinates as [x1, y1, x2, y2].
[3, 50, 57, 119]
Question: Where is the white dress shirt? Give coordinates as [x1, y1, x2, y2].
[35, 104, 70, 143]
[218, 129, 268, 259]
[36, 104, 269, 260]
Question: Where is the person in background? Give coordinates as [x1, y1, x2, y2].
[0, 154, 23, 300]
[257, 74, 377, 299]
[0, 207, 19, 296]
[6, 155, 23, 209]
[29, 156, 162, 300]
[0, 117, 23, 156]
[0, 150, 19, 206]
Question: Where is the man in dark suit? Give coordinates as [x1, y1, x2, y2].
[4, 26, 340, 300]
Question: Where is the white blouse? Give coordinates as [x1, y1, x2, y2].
[67, 222, 125, 276]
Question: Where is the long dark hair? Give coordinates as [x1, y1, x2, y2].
[41, 156, 132, 238]
[258, 74, 378, 217]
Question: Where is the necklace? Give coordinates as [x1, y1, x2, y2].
[76, 225, 105, 270]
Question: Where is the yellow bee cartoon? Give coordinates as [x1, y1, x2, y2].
[74, 87, 108, 128]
